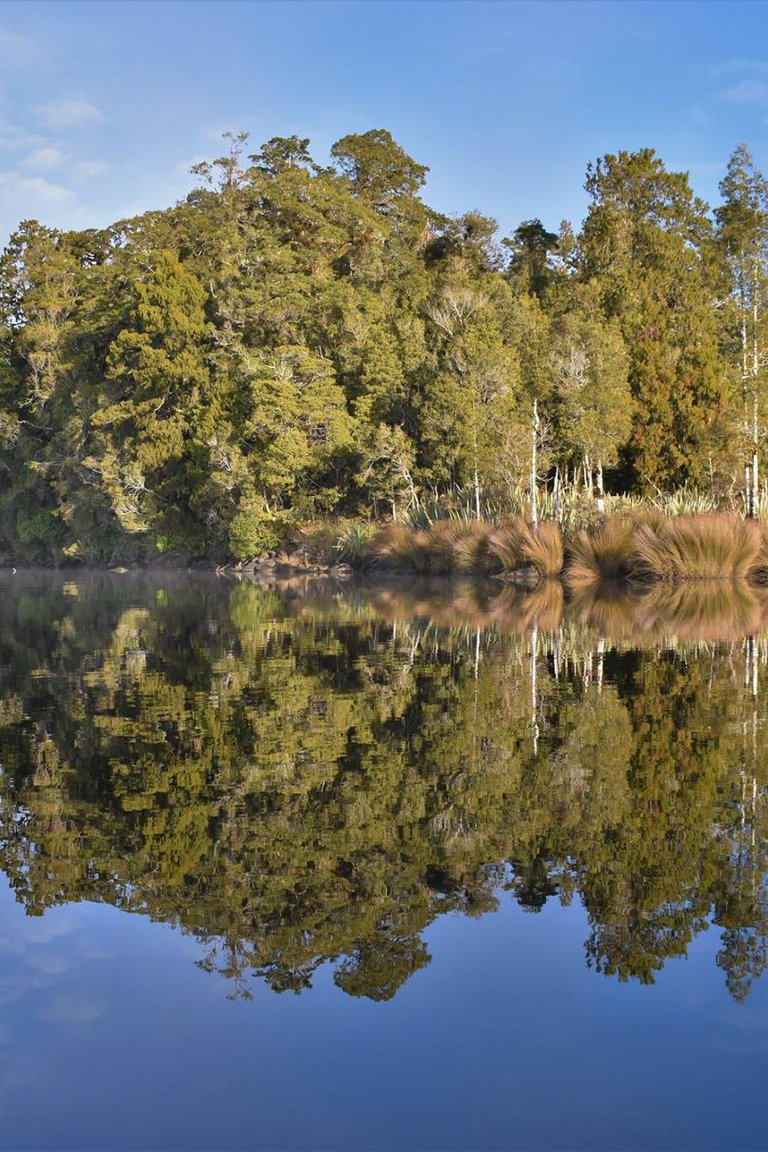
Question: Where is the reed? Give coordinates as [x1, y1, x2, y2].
[633, 512, 765, 582]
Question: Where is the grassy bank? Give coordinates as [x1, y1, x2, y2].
[290, 511, 768, 585]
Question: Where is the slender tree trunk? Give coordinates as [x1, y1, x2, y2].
[596, 459, 605, 514]
[751, 261, 760, 518]
[471, 399, 481, 520]
[531, 399, 539, 531]
[752, 393, 759, 519]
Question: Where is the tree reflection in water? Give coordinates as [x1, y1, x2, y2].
[0, 572, 767, 1002]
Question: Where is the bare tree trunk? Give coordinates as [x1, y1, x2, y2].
[752, 392, 759, 519]
[751, 263, 760, 518]
[553, 465, 562, 523]
[596, 459, 605, 514]
[531, 399, 539, 531]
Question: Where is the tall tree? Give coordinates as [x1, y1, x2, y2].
[579, 149, 729, 490]
[716, 144, 768, 514]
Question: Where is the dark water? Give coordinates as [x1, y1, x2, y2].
[1, 571, 768, 1151]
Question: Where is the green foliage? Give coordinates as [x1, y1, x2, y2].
[228, 499, 284, 560]
[0, 131, 766, 562]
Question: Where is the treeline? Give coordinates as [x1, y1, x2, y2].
[1, 576, 767, 1001]
[1, 131, 766, 563]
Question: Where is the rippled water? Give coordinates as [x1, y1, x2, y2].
[1, 571, 767, 1150]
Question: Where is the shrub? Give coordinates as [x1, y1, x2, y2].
[228, 500, 283, 561]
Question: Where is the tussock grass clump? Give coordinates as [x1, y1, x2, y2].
[633, 512, 765, 582]
[488, 519, 564, 580]
[565, 517, 638, 586]
[450, 520, 498, 575]
[368, 523, 421, 570]
[367, 519, 497, 575]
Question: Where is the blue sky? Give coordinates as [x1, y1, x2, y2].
[2, 0, 768, 246]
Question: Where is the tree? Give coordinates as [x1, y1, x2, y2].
[330, 128, 429, 204]
[504, 218, 560, 299]
[716, 144, 768, 515]
[88, 248, 211, 550]
[579, 149, 730, 490]
[550, 297, 633, 496]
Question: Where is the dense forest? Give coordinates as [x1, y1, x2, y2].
[2, 130, 768, 565]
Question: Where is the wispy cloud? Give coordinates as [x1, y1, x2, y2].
[0, 170, 76, 208]
[35, 97, 105, 129]
[0, 116, 44, 153]
[74, 159, 108, 182]
[684, 105, 715, 128]
[711, 58, 768, 78]
[37, 994, 107, 1025]
[21, 146, 64, 171]
[722, 79, 768, 107]
[0, 27, 41, 70]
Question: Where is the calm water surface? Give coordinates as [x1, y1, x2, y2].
[1, 571, 768, 1151]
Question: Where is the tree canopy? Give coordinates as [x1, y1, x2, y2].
[0, 132, 762, 563]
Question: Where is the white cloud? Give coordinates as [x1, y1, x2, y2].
[21, 146, 64, 171]
[74, 159, 108, 182]
[0, 117, 44, 153]
[0, 27, 41, 69]
[0, 170, 76, 208]
[722, 79, 768, 106]
[35, 97, 105, 129]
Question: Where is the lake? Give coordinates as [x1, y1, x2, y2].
[0, 570, 767, 1151]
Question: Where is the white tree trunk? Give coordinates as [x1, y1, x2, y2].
[531, 399, 539, 531]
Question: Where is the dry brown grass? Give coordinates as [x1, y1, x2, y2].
[564, 517, 638, 586]
[633, 513, 765, 582]
[488, 519, 564, 580]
